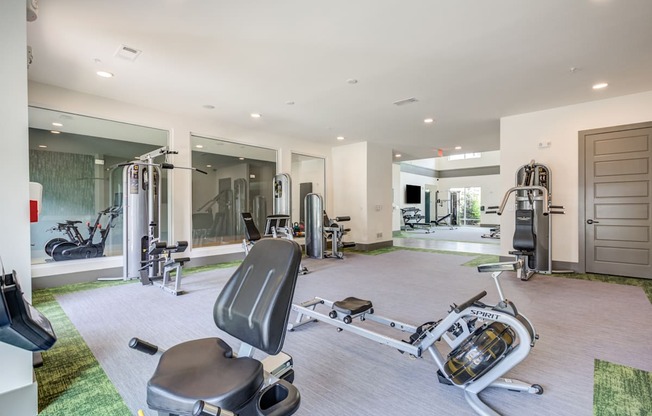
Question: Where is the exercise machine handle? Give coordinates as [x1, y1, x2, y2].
[454, 291, 487, 313]
[495, 186, 549, 216]
[334, 216, 351, 222]
[129, 337, 159, 355]
[193, 400, 237, 416]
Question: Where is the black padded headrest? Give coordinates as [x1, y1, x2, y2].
[240, 212, 261, 242]
[213, 239, 301, 355]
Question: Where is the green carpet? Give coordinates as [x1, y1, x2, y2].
[594, 359, 652, 416]
[33, 281, 134, 416]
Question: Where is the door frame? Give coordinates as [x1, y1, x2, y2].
[577, 120, 652, 274]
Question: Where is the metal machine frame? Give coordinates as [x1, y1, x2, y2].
[288, 262, 542, 416]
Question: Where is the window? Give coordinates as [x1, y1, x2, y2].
[28, 107, 168, 264]
[449, 187, 482, 225]
[448, 153, 481, 161]
[191, 135, 277, 247]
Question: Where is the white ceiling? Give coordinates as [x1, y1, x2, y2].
[25, 0, 652, 160]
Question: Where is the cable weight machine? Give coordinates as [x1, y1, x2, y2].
[115, 147, 207, 294]
[489, 160, 571, 280]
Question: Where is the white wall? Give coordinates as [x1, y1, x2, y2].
[366, 142, 393, 243]
[501, 90, 652, 263]
[0, 2, 38, 413]
[332, 142, 367, 242]
[332, 142, 392, 244]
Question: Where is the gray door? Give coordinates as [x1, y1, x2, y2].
[584, 125, 651, 279]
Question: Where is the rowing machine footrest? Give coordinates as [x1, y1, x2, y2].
[332, 297, 373, 315]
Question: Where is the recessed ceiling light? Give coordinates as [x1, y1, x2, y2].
[96, 71, 114, 78]
[592, 82, 608, 90]
[206, 164, 212, 168]
[337, 136, 345, 141]
[395, 154, 402, 158]
[202, 104, 215, 109]
[251, 113, 261, 118]
[52, 122, 63, 127]
[239, 157, 245, 160]
[38, 145, 47, 148]
[424, 118, 434, 124]
[50, 130, 61, 134]
[195, 144, 204, 149]
[455, 146, 462, 150]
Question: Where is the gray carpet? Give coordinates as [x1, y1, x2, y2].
[55, 250, 652, 416]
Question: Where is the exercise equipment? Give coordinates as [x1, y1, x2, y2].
[400, 207, 433, 233]
[304, 193, 355, 259]
[489, 160, 569, 280]
[241, 212, 308, 274]
[130, 238, 302, 416]
[273, 173, 291, 218]
[0, 257, 56, 352]
[288, 261, 542, 416]
[119, 146, 205, 287]
[481, 225, 501, 240]
[140, 240, 190, 296]
[434, 190, 458, 228]
[45, 200, 122, 261]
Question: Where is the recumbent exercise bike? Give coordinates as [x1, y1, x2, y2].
[288, 261, 542, 416]
[130, 238, 303, 416]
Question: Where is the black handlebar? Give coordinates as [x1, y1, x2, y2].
[129, 337, 159, 355]
[454, 291, 487, 313]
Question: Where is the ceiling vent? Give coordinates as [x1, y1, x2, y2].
[114, 45, 142, 61]
[393, 97, 418, 106]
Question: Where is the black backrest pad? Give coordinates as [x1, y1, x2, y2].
[241, 212, 262, 242]
[214, 239, 301, 355]
[513, 209, 536, 251]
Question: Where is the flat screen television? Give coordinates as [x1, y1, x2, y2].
[405, 184, 421, 204]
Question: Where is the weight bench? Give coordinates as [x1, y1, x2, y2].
[241, 213, 309, 274]
[142, 240, 190, 295]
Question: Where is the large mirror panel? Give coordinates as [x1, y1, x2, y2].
[191, 135, 277, 247]
[291, 153, 326, 230]
[28, 107, 168, 264]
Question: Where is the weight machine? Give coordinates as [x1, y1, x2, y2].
[488, 160, 570, 280]
[116, 147, 206, 294]
[304, 193, 355, 259]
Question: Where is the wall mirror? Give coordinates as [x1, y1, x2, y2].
[28, 107, 168, 265]
[191, 135, 277, 247]
[291, 153, 326, 228]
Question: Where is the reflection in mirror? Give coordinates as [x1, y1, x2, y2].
[291, 153, 326, 230]
[191, 135, 277, 248]
[28, 107, 168, 265]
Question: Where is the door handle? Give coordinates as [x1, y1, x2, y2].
[586, 219, 600, 225]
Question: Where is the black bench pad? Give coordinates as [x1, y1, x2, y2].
[332, 297, 373, 315]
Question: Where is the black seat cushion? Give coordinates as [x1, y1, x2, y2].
[147, 338, 264, 414]
[333, 297, 373, 315]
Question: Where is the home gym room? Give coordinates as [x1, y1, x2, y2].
[2, 1, 651, 416]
